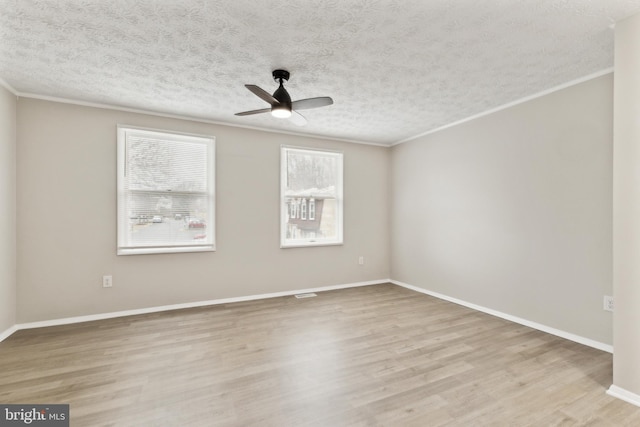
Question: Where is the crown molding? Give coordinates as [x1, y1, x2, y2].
[392, 67, 614, 146]
[0, 77, 18, 95]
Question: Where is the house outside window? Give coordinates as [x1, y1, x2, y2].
[309, 198, 316, 221]
[281, 146, 343, 247]
[117, 126, 215, 255]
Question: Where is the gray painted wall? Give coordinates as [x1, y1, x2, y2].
[613, 13, 640, 397]
[391, 74, 614, 344]
[0, 85, 16, 334]
[16, 98, 390, 322]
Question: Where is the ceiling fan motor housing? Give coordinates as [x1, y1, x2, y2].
[273, 84, 292, 106]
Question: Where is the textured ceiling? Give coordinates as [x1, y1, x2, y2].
[1, 0, 640, 146]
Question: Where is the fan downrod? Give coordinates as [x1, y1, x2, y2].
[272, 69, 290, 83]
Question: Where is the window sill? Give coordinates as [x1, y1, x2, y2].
[117, 245, 215, 256]
[280, 241, 343, 249]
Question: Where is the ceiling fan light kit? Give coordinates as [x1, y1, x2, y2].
[271, 107, 292, 118]
[236, 69, 333, 126]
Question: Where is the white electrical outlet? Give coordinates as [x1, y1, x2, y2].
[604, 295, 614, 312]
[358, 256, 364, 265]
[103, 275, 113, 288]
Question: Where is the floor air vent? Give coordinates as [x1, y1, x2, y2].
[294, 293, 317, 299]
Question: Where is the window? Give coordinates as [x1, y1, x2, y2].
[281, 146, 343, 247]
[308, 198, 316, 221]
[117, 126, 215, 255]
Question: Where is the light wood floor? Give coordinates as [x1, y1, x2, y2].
[1, 283, 640, 426]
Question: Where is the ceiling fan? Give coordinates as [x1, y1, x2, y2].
[235, 69, 333, 126]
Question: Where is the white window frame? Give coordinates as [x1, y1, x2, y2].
[280, 145, 344, 248]
[308, 198, 316, 221]
[117, 125, 215, 255]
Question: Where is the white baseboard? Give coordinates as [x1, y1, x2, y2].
[1, 279, 389, 340]
[607, 385, 640, 408]
[391, 280, 613, 353]
[0, 324, 18, 342]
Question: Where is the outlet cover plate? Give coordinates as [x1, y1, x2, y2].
[103, 275, 113, 288]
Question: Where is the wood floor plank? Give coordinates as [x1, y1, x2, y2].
[1, 283, 639, 426]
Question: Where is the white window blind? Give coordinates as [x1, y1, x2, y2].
[281, 146, 343, 248]
[117, 126, 215, 255]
